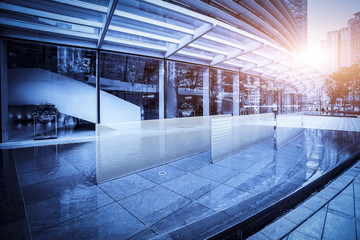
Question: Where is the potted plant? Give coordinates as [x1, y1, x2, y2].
[32, 102, 59, 139]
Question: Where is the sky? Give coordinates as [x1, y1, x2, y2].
[308, 0, 360, 50]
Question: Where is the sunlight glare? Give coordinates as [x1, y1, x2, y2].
[299, 47, 327, 68]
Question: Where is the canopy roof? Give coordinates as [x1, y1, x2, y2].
[0, 0, 324, 93]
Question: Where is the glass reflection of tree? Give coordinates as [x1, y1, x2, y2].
[176, 64, 203, 117]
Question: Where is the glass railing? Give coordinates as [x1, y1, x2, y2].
[275, 112, 304, 149]
[96, 113, 305, 183]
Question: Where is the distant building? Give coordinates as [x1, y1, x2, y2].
[284, 0, 308, 49]
[322, 11, 360, 74]
[348, 11, 360, 65]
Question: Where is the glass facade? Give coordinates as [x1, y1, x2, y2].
[1, 39, 303, 143]
[5, 40, 96, 142]
[166, 61, 207, 118]
[99, 52, 161, 122]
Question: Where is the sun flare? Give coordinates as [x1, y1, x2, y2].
[299, 47, 327, 68]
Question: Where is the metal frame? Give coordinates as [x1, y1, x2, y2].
[0, 0, 324, 93]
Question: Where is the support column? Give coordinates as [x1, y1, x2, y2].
[233, 73, 239, 116]
[96, 49, 100, 124]
[203, 67, 210, 116]
[1, 40, 8, 142]
[159, 60, 165, 119]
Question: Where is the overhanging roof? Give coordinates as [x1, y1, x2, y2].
[0, 0, 324, 93]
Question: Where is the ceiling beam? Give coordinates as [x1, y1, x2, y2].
[165, 23, 215, 58]
[98, 0, 118, 48]
[211, 43, 265, 66]
[0, 2, 102, 28]
[0, 17, 98, 39]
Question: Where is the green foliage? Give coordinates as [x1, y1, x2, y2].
[32, 102, 59, 116]
[324, 64, 360, 114]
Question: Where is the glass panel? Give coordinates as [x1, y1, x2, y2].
[211, 113, 275, 162]
[276, 112, 304, 149]
[7, 40, 96, 142]
[99, 52, 161, 122]
[210, 69, 235, 115]
[96, 115, 229, 183]
[166, 61, 207, 118]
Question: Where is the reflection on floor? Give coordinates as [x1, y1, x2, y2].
[1, 128, 359, 239]
[249, 161, 360, 240]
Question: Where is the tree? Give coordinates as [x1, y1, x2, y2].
[324, 74, 341, 115]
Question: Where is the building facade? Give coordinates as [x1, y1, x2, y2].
[0, 0, 321, 143]
[284, 0, 308, 49]
[322, 11, 360, 74]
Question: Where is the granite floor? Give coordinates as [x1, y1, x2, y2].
[1, 127, 360, 239]
[249, 160, 360, 240]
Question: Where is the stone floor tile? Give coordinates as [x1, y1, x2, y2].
[283, 205, 314, 225]
[151, 202, 215, 235]
[293, 207, 327, 239]
[302, 195, 328, 211]
[247, 231, 271, 240]
[286, 230, 318, 240]
[26, 185, 114, 233]
[18, 163, 81, 186]
[168, 156, 209, 172]
[328, 192, 355, 217]
[195, 184, 252, 211]
[261, 217, 297, 240]
[354, 182, 360, 199]
[192, 164, 239, 183]
[315, 187, 340, 201]
[322, 211, 356, 240]
[21, 173, 93, 205]
[138, 165, 186, 184]
[99, 174, 156, 201]
[214, 156, 254, 171]
[33, 203, 147, 240]
[161, 173, 219, 200]
[119, 185, 191, 226]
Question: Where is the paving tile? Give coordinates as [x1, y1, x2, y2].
[128, 228, 158, 240]
[138, 165, 186, 184]
[33, 203, 147, 240]
[13, 146, 64, 175]
[214, 156, 254, 171]
[150, 233, 174, 240]
[284, 205, 314, 225]
[261, 217, 297, 240]
[247, 231, 271, 240]
[18, 163, 81, 186]
[286, 230, 318, 240]
[328, 192, 355, 217]
[27, 185, 114, 233]
[195, 184, 252, 211]
[99, 174, 156, 201]
[315, 187, 340, 201]
[21, 173, 93, 205]
[339, 183, 354, 198]
[355, 193, 360, 219]
[294, 207, 327, 239]
[119, 185, 191, 226]
[192, 164, 239, 183]
[224, 173, 276, 195]
[354, 182, 360, 199]
[322, 211, 356, 240]
[161, 173, 219, 200]
[151, 202, 215, 235]
[357, 220, 360, 240]
[168, 156, 209, 172]
[302, 195, 329, 211]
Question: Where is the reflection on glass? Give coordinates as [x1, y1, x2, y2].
[99, 52, 161, 122]
[166, 61, 207, 118]
[7, 40, 96, 141]
[210, 69, 234, 115]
